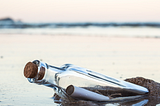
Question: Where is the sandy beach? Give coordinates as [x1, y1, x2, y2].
[0, 34, 160, 106]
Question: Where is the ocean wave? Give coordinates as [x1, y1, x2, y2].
[0, 18, 160, 29]
[1, 18, 160, 38]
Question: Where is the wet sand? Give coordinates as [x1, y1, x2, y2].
[0, 34, 160, 106]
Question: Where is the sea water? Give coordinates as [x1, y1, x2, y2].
[0, 21, 160, 38]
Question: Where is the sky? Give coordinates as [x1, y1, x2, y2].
[0, 0, 160, 22]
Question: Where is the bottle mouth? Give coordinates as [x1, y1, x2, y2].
[24, 60, 46, 80]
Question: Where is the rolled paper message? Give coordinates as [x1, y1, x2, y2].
[66, 85, 110, 101]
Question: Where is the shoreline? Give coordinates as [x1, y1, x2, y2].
[0, 33, 160, 43]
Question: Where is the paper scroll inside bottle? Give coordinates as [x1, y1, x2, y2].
[66, 85, 110, 101]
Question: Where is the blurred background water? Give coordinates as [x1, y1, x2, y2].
[0, 18, 160, 37]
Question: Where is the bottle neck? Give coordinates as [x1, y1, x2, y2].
[43, 65, 63, 85]
[27, 61, 64, 86]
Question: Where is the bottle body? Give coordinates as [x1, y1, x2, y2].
[26, 60, 148, 95]
[56, 66, 121, 88]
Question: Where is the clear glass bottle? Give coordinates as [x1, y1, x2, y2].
[24, 60, 148, 95]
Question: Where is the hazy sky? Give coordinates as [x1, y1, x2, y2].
[0, 0, 160, 22]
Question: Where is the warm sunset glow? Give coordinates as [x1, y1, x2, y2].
[0, 0, 160, 22]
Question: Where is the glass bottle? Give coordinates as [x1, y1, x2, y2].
[24, 60, 148, 95]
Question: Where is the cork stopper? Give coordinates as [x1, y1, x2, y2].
[24, 62, 38, 78]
